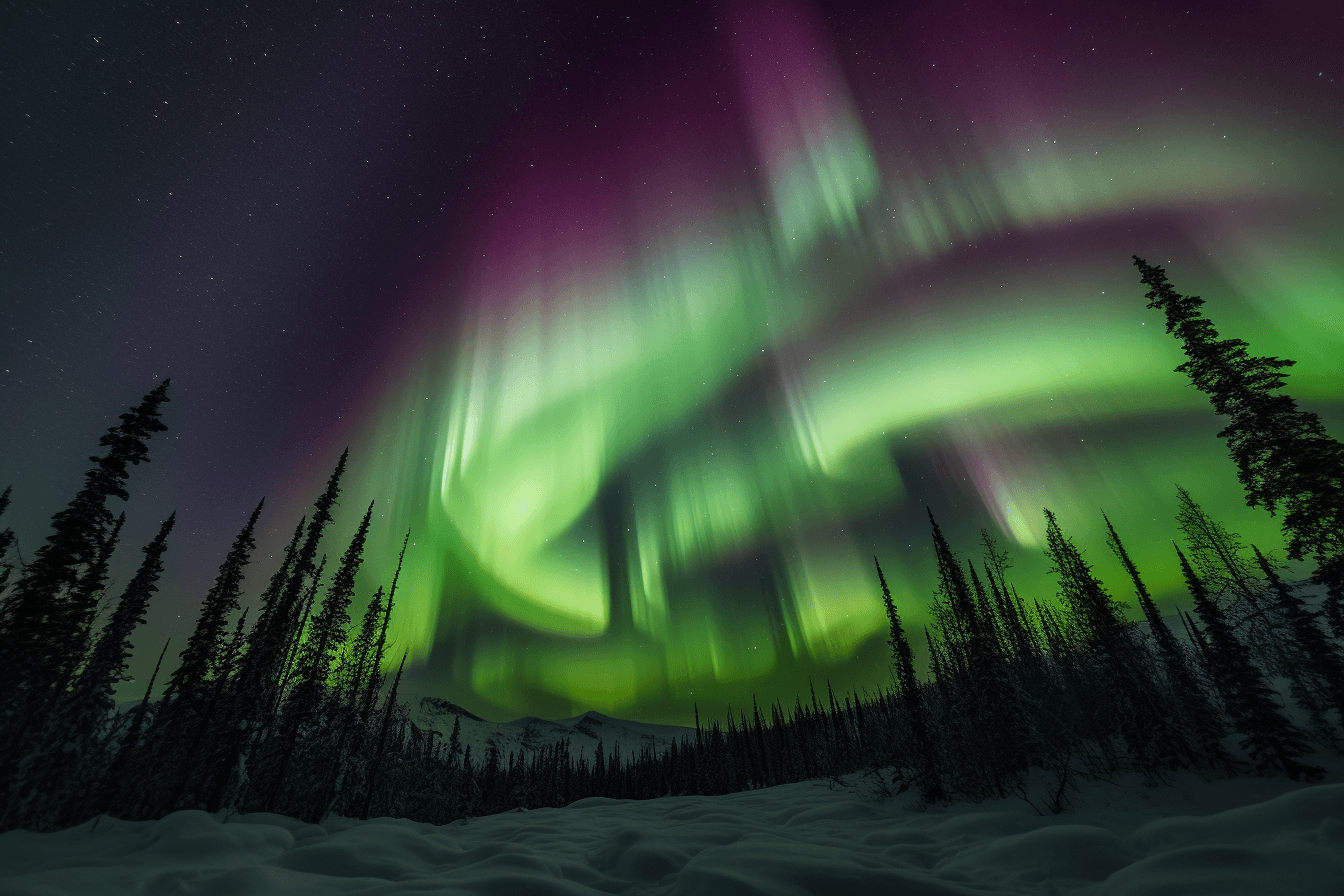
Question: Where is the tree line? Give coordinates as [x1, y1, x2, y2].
[0, 256, 1340, 831]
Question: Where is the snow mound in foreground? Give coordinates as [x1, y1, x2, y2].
[2, 767, 1342, 895]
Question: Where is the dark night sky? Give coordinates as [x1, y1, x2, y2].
[3, 0, 683, 551]
[3, 1, 1342, 724]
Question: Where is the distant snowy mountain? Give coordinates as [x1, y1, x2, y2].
[404, 695, 698, 764]
[111, 578, 1326, 758]
[107, 692, 701, 768]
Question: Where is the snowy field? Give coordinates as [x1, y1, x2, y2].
[2, 758, 1342, 895]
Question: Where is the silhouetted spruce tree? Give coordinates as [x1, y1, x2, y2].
[198, 517, 304, 813]
[275, 553, 327, 712]
[966, 560, 1005, 657]
[877, 560, 917, 694]
[82, 517, 173, 731]
[927, 510, 982, 668]
[69, 511, 127, 664]
[0, 382, 170, 727]
[447, 714, 462, 768]
[1175, 486, 1262, 604]
[924, 624, 951, 700]
[360, 651, 407, 820]
[1044, 508, 1180, 777]
[980, 531, 1037, 662]
[158, 500, 263, 726]
[211, 449, 347, 813]
[341, 585, 384, 705]
[141, 501, 261, 815]
[1176, 544, 1322, 780]
[246, 518, 305, 656]
[311, 627, 373, 822]
[1182, 609, 1214, 666]
[1253, 545, 1344, 745]
[1, 513, 175, 832]
[75, 515, 176, 726]
[1134, 257, 1344, 638]
[927, 509, 1017, 800]
[0, 485, 15, 596]
[751, 696, 773, 787]
[297, 501, 373, 696]
[972, 534, 1069, 789]
[257, 449, 348, 712]
[172, 605, 249, 811]
[98, 636, 171, 820]
[264, 501, 374, 812]
[216, 607, 250, 684]
[257, 552, 330, 810]
[362, 531, 408, 722]
[1103, 513, 1176, 660]
[1103, 512, 1233, 773]
[1043, 509, 1133, 655]
[1175, 486, 1290, 676]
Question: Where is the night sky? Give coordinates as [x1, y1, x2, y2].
[3, 0, 1342, 726]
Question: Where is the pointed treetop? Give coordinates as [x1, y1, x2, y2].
[1174, 542, 1209, 603]
[1133, 256, 1206, 329]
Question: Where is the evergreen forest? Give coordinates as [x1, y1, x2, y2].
[1, 257, 1341, 833]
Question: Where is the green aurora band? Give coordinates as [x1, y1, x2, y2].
[313, 3, 1343, 723]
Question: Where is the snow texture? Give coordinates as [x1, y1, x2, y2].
[3, 759, 1341, 895]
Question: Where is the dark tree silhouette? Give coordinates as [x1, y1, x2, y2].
[342, 586, 385, 707]
[1044, 508, 1181, 777]
[204, 452, 347, 814]
[2, 513, 175, 831]
[360, 651, 407, 820]
[362, 530, 409, 723]
[99, 636, 172, 819]
[295, 501, 374, 699]
[0, 381, 170, 708]
[160, 499, 263, 720]
[0, 485, 15, 595]
[1252, 545, 1344, 742]
[1175, 486, 1261, 605]
[1104, 511, 1233, 772]
[265, 500, 375, 812]
[878, 557, 944, 802]
[70, 515, 177, 735]
[1176, 544, 1321, 780]
[1134, 257, 1344, 634]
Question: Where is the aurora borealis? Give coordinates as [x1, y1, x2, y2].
[3, 1, 1342, 725]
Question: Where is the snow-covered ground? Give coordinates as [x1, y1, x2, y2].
[11, 580, 1336, 894]
[3, 756, 1341, 895]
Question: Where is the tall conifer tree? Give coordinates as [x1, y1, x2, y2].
[1044, 508, 1179, 776]
[0, 381, 170, 708]
[295, 501, 373, 700]
[1104, 512, 1232, 771]
[2, 514, 175, 831]
[1134, 257, 1344, 637]
[1253, 545, 1344, 741]
[1176, 545, 1321, 780]
[265, 502, 374, 812]
[1175, 486, 1261, 603]
[360, 651, 407, 820]
[343, 585, 385, 706]
[205, 451, 347, 813]
[70, 515, 177, 734]
[362, 530, 409, 722]
[876, 557, 943, 802]
[159, 499, 263, 720]
[0, 485, 15, 596]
